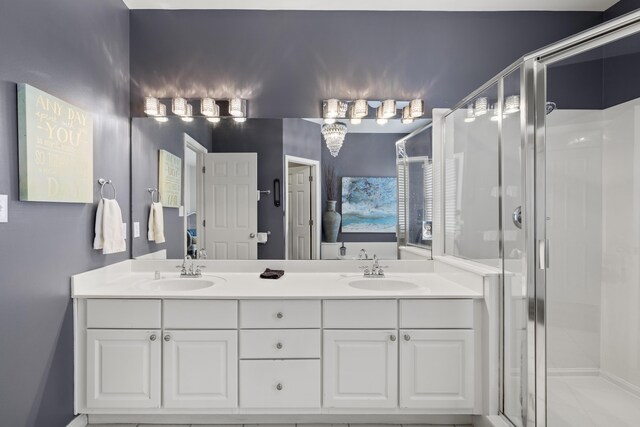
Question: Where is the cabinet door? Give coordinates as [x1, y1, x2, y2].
[86, 329, 161, 408]
[163, 330, 238, 408]
[323, 330, 398, 408]
[400, 329, 474, 410]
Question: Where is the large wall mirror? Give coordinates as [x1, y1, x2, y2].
[131, 116, 432, 261]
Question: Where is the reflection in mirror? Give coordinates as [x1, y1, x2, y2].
[131, 117, 432, 261]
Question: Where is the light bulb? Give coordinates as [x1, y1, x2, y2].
[233, 117, 246, 123]
[382, 99, 396, 118]
[154, 103, 167, 122]
[181, 103, 193, 122]
[206, 117, 220, 123]
[229, 98, 245, 117]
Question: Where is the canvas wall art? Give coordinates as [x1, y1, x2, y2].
[159, 149, 182, 208]
[341, 176, 397, 233]
[18, 84, 93, 203]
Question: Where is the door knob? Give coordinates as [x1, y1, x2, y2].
[512, 206, 522, 229]
[250, 233, 256, 238]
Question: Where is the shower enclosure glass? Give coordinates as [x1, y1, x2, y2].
[441, 10, 640, 427]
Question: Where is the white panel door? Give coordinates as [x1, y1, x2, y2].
[399, 329, 474, 410]
[163, 330, 237, 408]
[288, 166, 311, 260]
[323, 330, 398, 408]
[86, 329, 161, 409]
[205, 153, 258, 259]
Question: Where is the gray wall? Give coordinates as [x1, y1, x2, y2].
[130, 10, 602, 118]
[322, 133, 401, 243]
[605, 0, 640, 20]
[211, 119, 285, 259]
[0, 1, 130, 426]
[131, 118, 213, 258]
[283, 118, 322, 161]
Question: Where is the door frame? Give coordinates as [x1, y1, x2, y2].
[183, 134, 208, 257]
[284, 155, 321, 260]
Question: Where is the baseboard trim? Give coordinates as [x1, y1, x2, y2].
[600, 370, 640, 398]
[66, 414, 88, 427]
[473, 414, 512, 427]
[547, 367, 600, 376]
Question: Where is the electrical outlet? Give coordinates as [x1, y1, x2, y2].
[0, 195, 7, 223]
[133, 222, 140, 238]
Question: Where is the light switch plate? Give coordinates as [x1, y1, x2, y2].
[133, 222, 140, 238]
[121, 222, 127, 240]
[178, 206, 184, 217]
[0, 195, 7, 223]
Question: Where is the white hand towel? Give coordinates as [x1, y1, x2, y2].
[148, 202, 165, 244]
[93, 198, 105, 250]
[101, 199, 126, 254]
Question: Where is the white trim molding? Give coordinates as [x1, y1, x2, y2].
[66, 414, 87, 427]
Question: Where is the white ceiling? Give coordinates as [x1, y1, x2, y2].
[123, 0, 618, 11]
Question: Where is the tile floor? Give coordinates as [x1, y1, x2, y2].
[89, 424, 473, 427]
[547, 375, 640, 427]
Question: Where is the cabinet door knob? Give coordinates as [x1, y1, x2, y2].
[276, 312, 284, 319]
[404, 334, 411, 341]
[276, 342, 283, 350]
[390, 334, 397, 342]
[164, 335, 171, 342]
[149, 334, 157, 341]
[276, 383, 283, 391]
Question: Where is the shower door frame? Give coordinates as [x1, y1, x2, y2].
[441, 9, 640, 427]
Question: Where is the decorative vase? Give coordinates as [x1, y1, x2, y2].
[323, 200, 341, 243]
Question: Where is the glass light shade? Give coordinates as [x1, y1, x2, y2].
[233, 117, 247, 123]
[464, 103, 476, 123]
[402, 105, 414, 124]
[154, 103, 168, 122]
[144, 97, 160, 116]
[347, 105, 362, 124]
[321, 122, 347, 157]
[474, 97, 488, 116]
[324, 118, 336, 124]
[376, 106, 388, 125]
[504, 95, 520, 114]
[181, 103, 193, 122]
[206, 117, 221, 123]
[353, 99, 368, 118]
[201, 98, 219, 117]
[323, 99, 341, 119]
[410, 99, 424, 118]
[229, 98, 245, 117]
[350, 117, 362, 125]
[382, 99, 396, 118]
[172, 97, 188, 116]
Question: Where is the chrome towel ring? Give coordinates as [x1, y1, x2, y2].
[148, 188, 160, 203]
[98, 178, 116, 200]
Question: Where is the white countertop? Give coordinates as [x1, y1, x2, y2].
[72, 271, 482, 299]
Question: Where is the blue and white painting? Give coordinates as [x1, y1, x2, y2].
[341, 177, 397, 233]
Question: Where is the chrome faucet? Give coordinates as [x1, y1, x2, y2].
[177, 254, 205, 278]
[359, 254, 388, 278]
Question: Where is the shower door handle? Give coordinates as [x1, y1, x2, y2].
[538, 239, 549, 270]
[512, 206, 522, 229]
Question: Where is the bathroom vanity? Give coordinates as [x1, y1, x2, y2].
[72, 258, 498, 424]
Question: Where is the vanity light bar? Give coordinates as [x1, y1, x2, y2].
[144, 98, 248, 122]
[322, 99, 424, 125]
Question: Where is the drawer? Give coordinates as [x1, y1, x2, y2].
[400, 299, 474, 329]
[86, 299, 161, 329]
[164, 300, 237, 329]
[239, 360, 320, 408]
[323, 299, 397, 329]
[239, 300, 320, 329]
[240, 329, 320, 359]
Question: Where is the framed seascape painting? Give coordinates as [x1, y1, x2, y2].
[341, 176, 397, 233]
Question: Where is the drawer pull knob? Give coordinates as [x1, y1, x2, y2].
[276, 383, 283, 391]
[276, 342, 283, 350]
[149, 334, 157, 341]
[164, 335, 171, 342]
[390, 334, 397, 342]
[404, 334, 411, 341]
[276, 312, 284, 319]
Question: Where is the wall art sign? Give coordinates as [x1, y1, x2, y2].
[18, 84, 93, 203]
[341, 176, 397, 233]
[159, 149, 182, 208]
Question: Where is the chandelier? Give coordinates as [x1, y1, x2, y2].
[321, 122, 348, 157]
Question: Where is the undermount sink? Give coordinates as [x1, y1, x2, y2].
[138, 278, 215, 291]
[348, 279, 420, 291]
